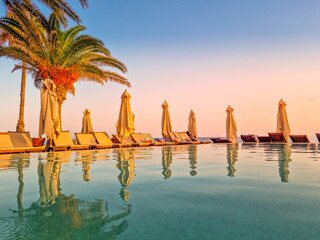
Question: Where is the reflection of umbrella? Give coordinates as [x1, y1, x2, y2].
[161, 101, 172, 141]
[116, 90, 135, 140]
[227, 144, 239, 177]
[116, 149, 135, 202]
[188, 110, 197, 140]
[188, 145, 198, 176]
[162, 147, 173, 179]
[277, 99, 291, 142]
[39, 78, 60, 142]
[81, 109, 93, 133]
[226, 106, 237, 143]
[277, 144, 291, 183]
[76, 151, 95, 182]
[37, 161, 61, 207]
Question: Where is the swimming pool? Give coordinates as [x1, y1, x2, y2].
[0, 143, 320, 240]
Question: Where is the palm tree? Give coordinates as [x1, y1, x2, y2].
[0, 4, 129, 129]
[1, 0, 88, 131]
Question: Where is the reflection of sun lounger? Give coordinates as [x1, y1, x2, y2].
[93, 132, 128, 148]
[257, 136, 272, 142]
[241, 134, 259, 143]
[290, 135, 310, 143]
[54, 131, 89, 150]
[210, 138, 231, 143]
[75, 133, 112, 149]
[0, 132, 26, 154]
[141, 133, 165, 146]
[268, 132, 287, 142]
[9, 131, 46, 152]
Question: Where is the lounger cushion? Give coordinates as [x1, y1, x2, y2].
[9, 132, 33, 148]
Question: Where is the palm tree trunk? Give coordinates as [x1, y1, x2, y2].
[16, 62, 27, 132]
[55, 84, 67, 131]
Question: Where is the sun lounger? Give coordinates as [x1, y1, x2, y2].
[210, 138, 231, 143]
[184, 132, 211, 144]
[241, 134, 259, 143]
[268, 132, 287, 142]
[176, 132, 200, 144]
[168, 132, 190, 144]
[141, 133, 165, 146]
[113, 134, 151, 147]
[130, 133, 155, 147]
[257, 136, 272, 142]
[290, 135, 310, 143]
[75, 133, 112, 149]
[93, 132, 129, 148]
[54, 131, 89, 150]
[0, 132, 26, 154]
[8, 131, 46, 152]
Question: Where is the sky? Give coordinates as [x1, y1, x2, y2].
[1, 0, 320, 137]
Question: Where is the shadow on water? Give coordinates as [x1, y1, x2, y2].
[226, 143, 239, 177]
[1, 151, 131, 240]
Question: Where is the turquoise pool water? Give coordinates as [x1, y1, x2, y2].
[0, 143, 320, 240]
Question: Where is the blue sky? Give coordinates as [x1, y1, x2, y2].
[1, 1, 320, 137]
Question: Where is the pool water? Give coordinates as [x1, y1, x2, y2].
[1, 143, 320, 240]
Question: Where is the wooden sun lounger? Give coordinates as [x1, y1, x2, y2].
[54, 131, 89, 150]
[257, 136, 272, 142]
[168, 132, 189, 144]
[185, 132, 211, 144]
[268, 132, 287, 142]
[0, 132, 26, 154]
[93, 132, 128, 148]
[176, 132, 200, 144]
[241, 134, 259, 143]
[290, 135, 310, 143]
[8, 131, 46, 153]
[75, 133, 112, 149]
[130, 133, 154, 146]
[210, 138, 231, 143]
[112, 134, 151, 147]
[141, 133, 165, 146]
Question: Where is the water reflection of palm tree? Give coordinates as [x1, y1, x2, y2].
[277, 144, 292, 183]
[0, 153, 30, 213]
[116, 148, 136, 202]
[8, 153, 131, 239]
[162, 147, 173, 179]
[188, 145, 198, 176]
[227, 144, 239, 177]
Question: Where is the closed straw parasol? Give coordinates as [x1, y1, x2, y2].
[39, 79, 60, 144]
[226, 105, 237, 143]
[161, 101, 172, 141]
[277, 99, 291, 142]
[116, 90, 135, 140]
[81, 109, 93, 133]
[188, 109, 197, 140]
